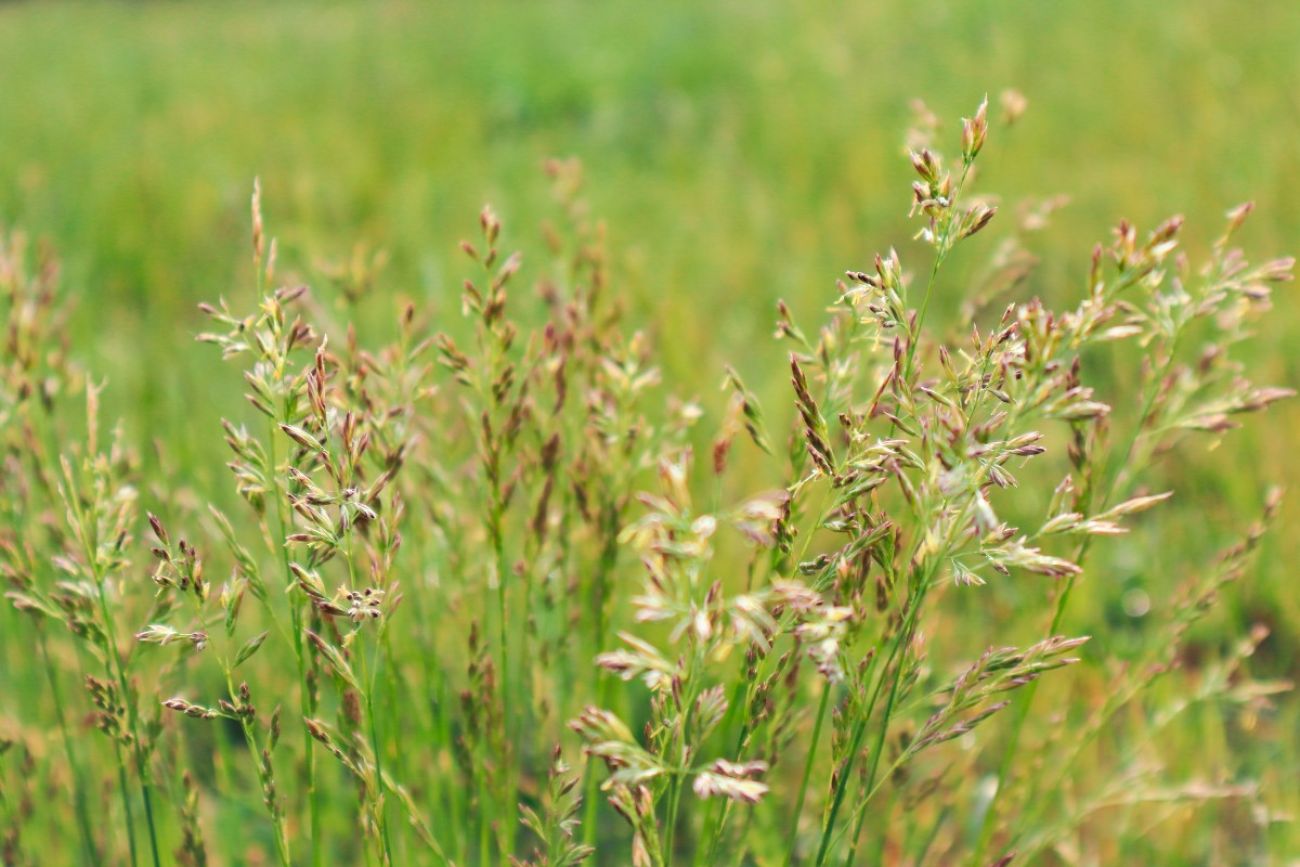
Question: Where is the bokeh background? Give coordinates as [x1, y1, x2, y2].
[1, 0, 1298, 858]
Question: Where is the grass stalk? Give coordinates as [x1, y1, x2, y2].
[784, 680, 831, 866]
[36, 627, 99, 865]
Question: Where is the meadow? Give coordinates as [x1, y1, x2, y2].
[1, 0, 1298, 864]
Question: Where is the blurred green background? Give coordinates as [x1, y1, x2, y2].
[1, 0, 1297, 853]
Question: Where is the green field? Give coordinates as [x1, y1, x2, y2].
[1, 0, 1298, 863]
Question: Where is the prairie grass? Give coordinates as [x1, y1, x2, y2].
[3, 91, 1297, 864]
[2, 2, 1299, 865]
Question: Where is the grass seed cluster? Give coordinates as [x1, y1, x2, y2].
[0, 100, 1295, 865]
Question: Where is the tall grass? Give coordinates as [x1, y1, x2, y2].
[2, 100, 1295, 864]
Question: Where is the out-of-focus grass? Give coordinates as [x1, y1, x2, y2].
[1, 0, 1297, 858]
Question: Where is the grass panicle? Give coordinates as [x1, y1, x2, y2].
[1, 100, 1295, 865]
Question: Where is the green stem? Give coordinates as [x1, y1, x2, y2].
[87, 541, 161, 867]
[968, 336, 1182, 863]
[267, 415, 323, 867]
[479, 754, 492, 864]
[905, 257, 944, 382]
[581, 511, 621, 848]
[663, 650, 705, 865]
[359, 636, 396, 865]
[784, 682, 831, 866]
[813, 559, 938, 867]
[111, 735, 141, 867]
[695, 678, 752, 867]
[489, 502, 516, 863]
[902, 158, 972, 383]
[700, 487, 837, 866]
[59, 458, 152, 866]
[37, 628, 98, 866]
[835, 746, 920, 860]
[839, 654, 886, 865]
[223, 667, 291, 867]
[663, 773, 685, 866]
